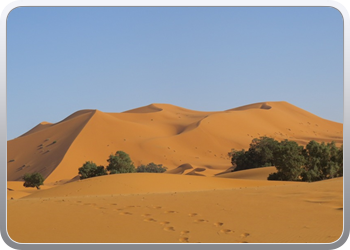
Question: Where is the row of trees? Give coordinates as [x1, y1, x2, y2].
[78, 151, 167, 180]
[229, 137, 343, 182]
[22, 138, 343, 188]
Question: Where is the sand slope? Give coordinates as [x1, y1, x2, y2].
[7, 172, 343, 243]
[6, 101, 343, 244]
[7, 101, 343, 184]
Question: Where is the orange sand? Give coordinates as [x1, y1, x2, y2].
[6, 101, 343, 243]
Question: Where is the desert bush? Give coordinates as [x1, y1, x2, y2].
[136, 163, 167, 173]
[300, 141, 342, 181]
[271, 140, 306, 181]
[78, 161, 107, 179]
[230, 136, 279, 171]
[230, 137, 343, 182]
[107, 151, 135, 174]
[23, 173, 44, 189]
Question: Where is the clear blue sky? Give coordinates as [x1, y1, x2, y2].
[7, 7, 343, 140]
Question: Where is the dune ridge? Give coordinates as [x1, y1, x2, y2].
[7, 110, 96, 182]
[7, 101, 343, 244]
[7, 101, 343, 184]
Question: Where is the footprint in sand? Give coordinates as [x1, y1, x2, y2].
[194, 219, 208, 223]
[119, 212, 132, 215]
[240, 233, 250, 238]
[153, 206, 162, 209]
[213, 222, 224, 227]
[238, 241, 249, 243]
[180, 230, 190, 235]
[163, 226, 175, 231]
[179, 237, 189, 243]
[188, 213, 198, 217]
[84, 203, 97, 206]
[219, 229, 233, 234]
[160, 221, 170, 225]
[164, 210, 177, 214]
[142, 214, 152, 217]
[110, 203, 118, 206]
[143, 218, 157, 222]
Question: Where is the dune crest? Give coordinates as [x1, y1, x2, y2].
[7, 101, 342, 184]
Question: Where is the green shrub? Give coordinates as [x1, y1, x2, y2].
[230, 137, 343, 182]
[230, 136, 279, 171]
[300, 141, 342, 182]
[78, 161, 107, 179]
[23, 173, 44, 189]
[136, 163, 167, 173]
[107, 151, 135, 174]
[272, 140, 306, 181]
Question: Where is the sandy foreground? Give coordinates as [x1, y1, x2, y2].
[6, 101, 343, 244]
[7, 171, 343, 243]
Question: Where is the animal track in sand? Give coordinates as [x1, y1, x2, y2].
[180, 230, 190, 235]
[163, 226, 175, 231]
[153, 206, 162, 209]
[119, 212, 132, 215]
[179, 237, 189, 243]
[213, 222, 224, 227]
[238, 241, 248, 243]
[110, 203, 118, 206]
[219, 229, 233, 234]
[159, 221, 170, 225]
[143, 218, 157, 222]
[188, 213, 198, 217]
[142, 214, 152, 217]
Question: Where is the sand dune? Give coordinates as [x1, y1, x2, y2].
[7, 110, 95, 182]
[7, 172, 343, 243]
[6, 101, 343, 244]
[7, 101, 342, 185]
[217, 166, 278, 180]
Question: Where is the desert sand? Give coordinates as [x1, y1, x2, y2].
[7, 101, 343, 243]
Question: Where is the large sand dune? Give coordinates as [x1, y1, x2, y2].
[7, 101, 342, 184]
[6, 101, 343, 244]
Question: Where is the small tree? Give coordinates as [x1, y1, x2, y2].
[78, 161, 107, 179]
[336, 145, 343, 177]
[231, 136, 279, 171]
[301, 141, 342, 181]
[271, 139, 306, 181]
[107, 151, 135, 174]
[23, 173, 44, 189]
[136, 163, 167, 173]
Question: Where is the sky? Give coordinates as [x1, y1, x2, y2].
[7, 7, 343, 140]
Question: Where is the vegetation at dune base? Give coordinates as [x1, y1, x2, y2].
[229, 136, 343, 182]
[107, 151, 136, 174]
[136, 162, 167, 173]
[78, 151, 169, 179]
[23, 173, 44, 189]
[78, 161, 107, 179]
